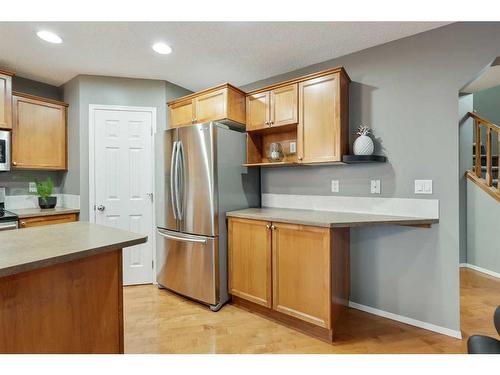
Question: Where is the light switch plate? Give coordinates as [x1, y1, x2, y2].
[331, 180, 339, 193]
[415, 180, 433, 194]
[370, 179, 381, 194]
[29, 182, 37, 193]
[289, 141, 296, 154]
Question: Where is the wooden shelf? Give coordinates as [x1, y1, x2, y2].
[243, 161, 298, 167]
[342, 155, 387, 163]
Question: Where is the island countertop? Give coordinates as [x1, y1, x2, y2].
[226, 207, 439, 228]
[0, 221, 147, 278]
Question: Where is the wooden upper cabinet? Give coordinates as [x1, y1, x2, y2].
[170, 99, 194, 128]
[168, 84, 246, 128]
[194, 88, 227, 124]
[246, 91, 269, 131]
[272, 222, 331, 328]
[298, 73, 348, 163]
[228, 217, 272, 307]
[246, 83, 298, 131]
[270, 84, 298, 127]
[12, 92, 68, 170]
[0, 70, 13, 130]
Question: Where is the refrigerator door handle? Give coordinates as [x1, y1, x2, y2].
[157, 228, 208, 244]
[170, 141, 178, 220]
[176, 141, 185, 221]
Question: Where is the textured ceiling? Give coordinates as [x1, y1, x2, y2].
[0, 22, 450, 91]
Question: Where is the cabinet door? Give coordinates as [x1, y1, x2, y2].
[169, 99, 194, 128]
[12, 95, 67, 170]
[0, 73, 12, 130]
[272, 222, 331, 328]
[246, 91, 270, 131]
[194, 88, 227, 123]
[270, 84, 297, 128]
[19, 213, 78, 228]
[298, 73, 340, 163]
[228, 218, 272, 307]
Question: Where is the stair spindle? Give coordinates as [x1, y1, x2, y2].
[486, 127, 492, 186]
[475, 120, 482, 178]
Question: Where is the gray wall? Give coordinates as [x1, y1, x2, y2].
[241, 22, 500, 332]
[62, 75, 191, 221]
[467, 179, 500, 273]
[1, 77, 64, 196]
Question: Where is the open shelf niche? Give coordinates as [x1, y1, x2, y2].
[244, 124, 299, 167]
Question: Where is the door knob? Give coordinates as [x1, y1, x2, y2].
[96, 205, 106, 212]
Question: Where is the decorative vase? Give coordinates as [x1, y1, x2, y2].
[353, 135, 374, 155]
[39, 196, 57, 209]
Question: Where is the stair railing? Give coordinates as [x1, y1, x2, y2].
[466, 111, 500, 202]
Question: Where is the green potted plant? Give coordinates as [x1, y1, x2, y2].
[35, 177, 57, 209]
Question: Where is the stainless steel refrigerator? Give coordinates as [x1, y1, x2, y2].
[156, 122, 260, 311]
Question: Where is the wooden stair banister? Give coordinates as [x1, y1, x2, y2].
[466, 111, 500, 202]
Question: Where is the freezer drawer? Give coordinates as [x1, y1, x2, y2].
[156, 228, 218, 305]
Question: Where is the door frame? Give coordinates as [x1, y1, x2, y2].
[88, 104, 157, 284]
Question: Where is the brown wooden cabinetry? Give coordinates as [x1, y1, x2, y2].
[19, 213, 78, 228]
[0, 70, 13, 130]
[228, 218, 272, 307]
[12, 92, 68, 170]
[228, 216, 350, 341]
[168, 84, 246, 128]
[244, 67, 350, 167]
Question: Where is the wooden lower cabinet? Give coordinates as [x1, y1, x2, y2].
[228, 218, 272, 307]
[272, 223, 331, 328]
[228, 217, 350, 341]
[19, 213, 78, 228]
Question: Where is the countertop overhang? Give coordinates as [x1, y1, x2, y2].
[226, 207, 439, 228]
[0, 222, 147, 277]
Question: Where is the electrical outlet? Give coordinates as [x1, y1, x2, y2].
[289, 141, 296, 154]
[370, 179, 381, 194]
[415, 180, 433, 194]
[331, 180, 339, 193]
[29, 182, 37, 193]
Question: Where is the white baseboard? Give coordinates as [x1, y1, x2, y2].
[460, 263, 500, 279]
[348, 301, 462, 339]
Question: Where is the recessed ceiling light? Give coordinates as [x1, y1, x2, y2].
[36, 30, 63, 44]
[152, 42, 172, 55]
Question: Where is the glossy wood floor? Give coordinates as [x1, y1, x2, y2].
[123, 268, 500, 353]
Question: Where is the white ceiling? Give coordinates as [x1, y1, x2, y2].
[461, 64, 500, 93]
[0, 22, 450, 91]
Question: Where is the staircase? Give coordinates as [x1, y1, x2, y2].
[473, 144, 498, 188]
[467, 112, 500, 202]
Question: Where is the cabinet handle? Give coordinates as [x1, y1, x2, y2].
[12, 161, 17, 166]
[270, 225, 276, 230]
[266, 224, 271, 229]
[298, 156, 303, 161]
[20, 221, 26, 227]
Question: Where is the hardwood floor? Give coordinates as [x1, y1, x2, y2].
[123, 268, 500, 353]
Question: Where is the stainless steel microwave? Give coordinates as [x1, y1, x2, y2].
[0, 130, 11, 171]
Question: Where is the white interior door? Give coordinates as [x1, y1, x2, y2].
[93, 107, 154, 285]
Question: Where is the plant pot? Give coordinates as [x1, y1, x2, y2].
[353, 135, 374, 155]
[38, 196, 57, 209]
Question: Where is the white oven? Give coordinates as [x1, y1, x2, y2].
[0, 130, 11, 172]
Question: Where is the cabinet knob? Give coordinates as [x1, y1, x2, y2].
[12, 161, 17, 166]
[20, 221, 26, 227]
[298, 156, 303, 161]
[266, 224, 271, 229]
[270, 225, 276, 230]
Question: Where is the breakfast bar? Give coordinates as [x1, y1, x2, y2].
[0, 222, 147, 354]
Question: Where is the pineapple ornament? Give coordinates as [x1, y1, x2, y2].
[353, 125, 374, 156]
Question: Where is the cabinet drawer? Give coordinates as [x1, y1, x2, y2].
[19, 213, 78, 228]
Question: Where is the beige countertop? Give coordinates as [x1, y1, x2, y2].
[10, 207, 80, 219]
[0, 221, 147, 278]
[226, 207, 439, 228]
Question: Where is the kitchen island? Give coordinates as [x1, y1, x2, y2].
[0, 222, 147, 354]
